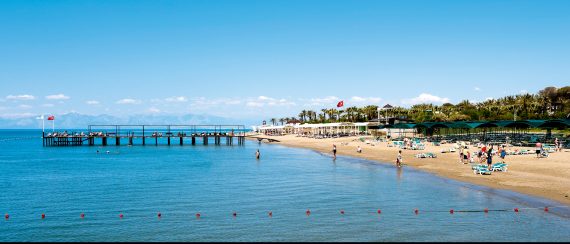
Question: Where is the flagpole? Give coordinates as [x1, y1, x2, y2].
[52, 119, 54, 132]
[42, 115, 45, 133]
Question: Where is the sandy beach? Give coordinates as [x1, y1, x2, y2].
[249, 134, 570, 205]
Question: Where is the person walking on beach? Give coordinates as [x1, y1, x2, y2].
[535, 142, 542, 158]
[500, 145, 507, 162]
[357, 146, 362, 153]
[256, 149, 260, 159]
[396, 150, 403, 167]
[486, 145, 493, 170]
[332, 144, 337, 159]
[463, 146, 470, 164]
[459, 146, 464, 163]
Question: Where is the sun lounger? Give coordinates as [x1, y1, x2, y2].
[491, 162, 508, 172]
[473, 165, 492, 175]
[415, 144, 426, 150]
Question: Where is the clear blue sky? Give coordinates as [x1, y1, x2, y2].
[0, 0, 569, 120]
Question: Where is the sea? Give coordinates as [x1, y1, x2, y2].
[0, 129, 569, 241]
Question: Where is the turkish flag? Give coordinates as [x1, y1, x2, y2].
[47, 115, 55, 120]
[337, 101, 344, 108]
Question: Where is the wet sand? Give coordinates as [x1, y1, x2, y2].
[249, 134, 570, 205]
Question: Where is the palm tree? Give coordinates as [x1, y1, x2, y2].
[307, 110, 316, 122]
[299, 110, 307, 122]
[321, 109, 328, 122]
[279, 118, 285, 125]
[361, 105, 378, 121]
[289, 85, 569, 124]
[270, 118, 277, 126]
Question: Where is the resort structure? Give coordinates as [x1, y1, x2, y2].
[255, 119, 570, 146]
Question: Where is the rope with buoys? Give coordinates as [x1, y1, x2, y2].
[2, 206, 567, 221]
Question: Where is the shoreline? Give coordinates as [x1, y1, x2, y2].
[248, 134, 570, 206]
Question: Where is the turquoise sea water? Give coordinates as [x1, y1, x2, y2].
[0, 130, 569, 242]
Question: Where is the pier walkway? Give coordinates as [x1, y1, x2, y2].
[42, 124, 247, 147]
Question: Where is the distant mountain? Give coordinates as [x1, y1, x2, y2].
[0, 112, 259, 129]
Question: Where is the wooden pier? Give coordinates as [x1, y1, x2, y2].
[42, 124, 247, 147]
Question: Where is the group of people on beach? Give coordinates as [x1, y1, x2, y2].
[459, 143, 507, 170]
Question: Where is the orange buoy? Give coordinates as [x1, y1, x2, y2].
[377, 209, 381, 214]
[450, 209, 454, 214]
[157, 212, 162, 218]
[306, 209, 311, 216]
[196, 213, 201, 219]
[484, 208, 489, 213]
[41, 213, 45, 219]
[414, 209, 419, 215]
[268, 211, 272, 217]
[340, 210, 345, 215]
[544, 207, 549, 212]
[514, 208, 519, 213]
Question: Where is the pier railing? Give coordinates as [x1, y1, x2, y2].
[43, 124, 247, 147]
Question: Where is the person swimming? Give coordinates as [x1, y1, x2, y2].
[256, 149, 260, 159]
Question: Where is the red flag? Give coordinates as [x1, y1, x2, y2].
[337, 101, 344, 108]
[47, 115, 55, 121]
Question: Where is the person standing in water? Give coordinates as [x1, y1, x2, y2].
[332, 144, 337, 159]
[256, 149, 260, 159]
[396, 150, 403, 167]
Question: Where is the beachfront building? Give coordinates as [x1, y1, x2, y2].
[256, 119, 569, 146]
[256, 122, 371, 137]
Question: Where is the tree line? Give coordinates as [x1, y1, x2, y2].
[265, 86, 570, 125]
